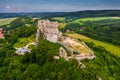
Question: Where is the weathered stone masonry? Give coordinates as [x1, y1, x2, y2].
[36, 20, 62, 43]
[36, 20, 95, 61]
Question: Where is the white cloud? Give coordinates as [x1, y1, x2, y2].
[5, 5, 11, 9]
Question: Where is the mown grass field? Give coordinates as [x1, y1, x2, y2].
[0, 18, 17, 26]
[73, 17, 120, 23]
[53, 17, 65, 21]
[66, 33, 120, 57]
[14, 34, 35, 48]
[58, 23, 66, 28]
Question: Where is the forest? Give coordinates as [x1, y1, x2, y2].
[0, 17, 120, 80]
[63, 18, 120, 46]
[0, 10, 120, 18]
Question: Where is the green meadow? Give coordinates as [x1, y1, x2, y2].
[58, 22, 66, 28]
[14, 34, 35, 48]
[0, 18, 17, 26]
[73, 17, 120, 23]
[52, 17, 65, 21]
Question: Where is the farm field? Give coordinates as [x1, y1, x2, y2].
[73, 17, 120, 23]
[52, 17, 65, 21]
[0, 18, 17, 26]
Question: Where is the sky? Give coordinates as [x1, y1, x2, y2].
[0, 0, 120, 13]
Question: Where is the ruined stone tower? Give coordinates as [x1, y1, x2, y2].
[36, 20, 62, 43]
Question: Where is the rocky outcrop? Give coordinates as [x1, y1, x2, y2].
[59, 47, 67, 58]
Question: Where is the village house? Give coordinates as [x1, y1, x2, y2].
[16, 47, 30, 54]
[0, 28, 4, 39]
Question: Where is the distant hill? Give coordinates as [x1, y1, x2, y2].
[0, 10, 120, 18]
[63, 10, 120, 17]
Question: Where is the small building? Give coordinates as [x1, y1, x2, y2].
[66, 29, 70, 33]
[16, 48, 30, 54]
[0, 28, 4, 39]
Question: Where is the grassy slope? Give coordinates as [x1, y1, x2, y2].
[14, 34, 35, 48]
[58, 23, 66, 28]
[66, 33, 120, 57]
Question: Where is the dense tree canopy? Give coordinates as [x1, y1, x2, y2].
[63, 19, 120, 45]
[0, 17, 120, 80]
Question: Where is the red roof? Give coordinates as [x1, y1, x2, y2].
[0, 28, 3, 31]
[0, 32, 4, 38]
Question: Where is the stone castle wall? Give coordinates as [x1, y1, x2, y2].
[36, 20, 95, 62]
[36, 20, 62, 43]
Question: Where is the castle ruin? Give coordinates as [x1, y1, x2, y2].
[36, 20, 95, 61]
[36, 20, 62, 43]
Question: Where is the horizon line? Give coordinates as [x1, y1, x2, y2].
[0, 9, 120, 14]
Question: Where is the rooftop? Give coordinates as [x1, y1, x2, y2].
[16, 48, 30, 54]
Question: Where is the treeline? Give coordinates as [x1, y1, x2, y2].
[1, 10, 120, 18]
[4, 17, 37, 44]
[2, 17, 38, 31]
[82, 42, 120, 80]
[63, 19, 120, 45]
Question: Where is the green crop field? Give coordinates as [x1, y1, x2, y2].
[66, 33, 120, 57]
[53, 17, 65, 21]
[73, 17, 120, 22]
[0, 18, 17, 26]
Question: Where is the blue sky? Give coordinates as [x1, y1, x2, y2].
[0, 0, 120, 13]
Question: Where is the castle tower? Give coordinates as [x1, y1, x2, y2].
[37, 20, 62, 43]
